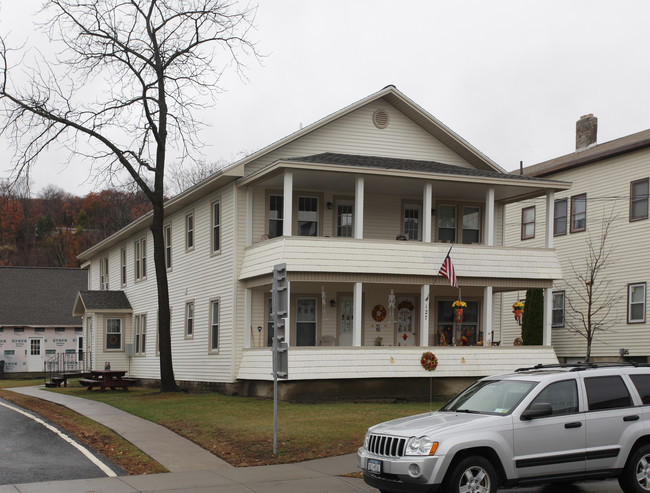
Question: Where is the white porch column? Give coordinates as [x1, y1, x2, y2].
[246, 187, 254, 246]
[545, 191, 554, 248]
[244, 288, 252, 348]
[283, 170, 293, 236]
[354, 176, 365, 239]
[423, 183, 432, 243]
[483, 286, 493, 345]
[485, 187, 495, 246]
[353, 282, 363, 346]
[543, 287, 552, 346]
[543, 191, 554, 346]
[420, 285, 430, 346]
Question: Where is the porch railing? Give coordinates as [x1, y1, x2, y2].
[44, 351, 89, 386]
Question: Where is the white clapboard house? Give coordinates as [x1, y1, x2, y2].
[503, 115, 650, 363]
[73, 86, 569, 398]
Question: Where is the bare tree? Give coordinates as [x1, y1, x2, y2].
[0, 0, 258, 391]
[563, 210, 623, 362]
[167, 158, 227, 195]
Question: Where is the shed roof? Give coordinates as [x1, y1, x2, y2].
[0, 266, 88, 326]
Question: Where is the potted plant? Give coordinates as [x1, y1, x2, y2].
[512, 301, 524, 323]
[452, 300, 467, 323]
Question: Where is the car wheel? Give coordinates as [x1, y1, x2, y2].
[620, 444, 650, 493]
[445, 455, 497, 493]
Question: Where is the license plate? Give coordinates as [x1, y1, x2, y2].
[367, 458, 382, 474]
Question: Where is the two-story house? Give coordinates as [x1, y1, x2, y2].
[504, 115, 649, 362]
[73, 86, 568, 399]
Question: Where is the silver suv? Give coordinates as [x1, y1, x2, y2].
[358, 363, 650, 493]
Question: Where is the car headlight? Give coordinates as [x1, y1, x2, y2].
[405, 436, 438, 456]
[364, 430, 371, 449]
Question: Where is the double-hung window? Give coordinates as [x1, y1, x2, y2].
[552, 291, 565, 327]
[120, 247, 127, 286]
[438, 205, 456, 243]
[336, 200, 354, 237]
[269, 195, 283, 238]
[628, 283, 646, 324]
[297, 196, 318, 236]
[106, 318, 122, 350]
[185, 301, 195, 338]
[521, 206, 535, 240]
[210, 299, 219, 352]
[212, 200, 221, 253]
[134, 314, 146, 355]
[630, 178, 649, 221]
[462, 206, 480, 244]
[571, 194, 587, 233]
[135, 237, 146, 280]
[165, 225, 172, 270]
[186, 212, 194, 250]
[554, 198, 568, 236]
[403, 203, 421, 240]
[99, 257, 109, 290]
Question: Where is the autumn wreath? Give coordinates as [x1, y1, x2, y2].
[420, 351, 438, 371]
[372, 304, 387, 322]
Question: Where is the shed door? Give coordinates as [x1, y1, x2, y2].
[27, 338, 43, 372]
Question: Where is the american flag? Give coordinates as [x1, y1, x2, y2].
[438, 253, 458, 288]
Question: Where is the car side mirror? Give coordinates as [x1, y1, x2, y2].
[521, 402, 553, 420]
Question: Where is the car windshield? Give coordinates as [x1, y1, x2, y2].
[440, 379, 537, 415]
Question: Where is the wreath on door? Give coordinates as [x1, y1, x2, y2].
[372, 304, 387, 322]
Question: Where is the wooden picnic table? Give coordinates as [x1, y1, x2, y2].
[79, 370, 134, 391]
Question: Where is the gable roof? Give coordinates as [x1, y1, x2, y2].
[0, 266, 88, 326]
[79, 85, 506, 260]
[522, 128, 650, 177]
[72, 290, 132, 316]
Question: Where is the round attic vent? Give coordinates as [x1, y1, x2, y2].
[372, 109, 390, 129]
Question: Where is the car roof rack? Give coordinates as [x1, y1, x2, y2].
[515, 362, 650, 372]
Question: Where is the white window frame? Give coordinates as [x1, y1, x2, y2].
[134, 237, 147, 281]
[403, 203, 422, 241]
[186, 212, 194, 251]
[211, 199, 221, 254]
[437, 204, 457, 243]
[554, 198, 568, 236]
[165, 224, 172, 270]
[571, 194, 587, 233]
[522, 206, 535, 240]
[105, 317, 123, 351]
[462, 206, 481, 244]
[134, 314, 147, 356]
[336, 199, 354, 238]
[120, 247, 127, 287]
[185, 301, 195, 339]
[297, 195, 319, 236]
[628, 283, 646, 324]
[268, 194, 284, 238]
[99, 256, 109, 290]
[209, 298, 220, 353]
[630, 178, 649, 222]
[552, 291, 565, 328]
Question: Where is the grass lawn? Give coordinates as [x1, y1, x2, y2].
[51, 382, 443, 466]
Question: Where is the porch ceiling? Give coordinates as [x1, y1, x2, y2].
[249, 166, 565, 204]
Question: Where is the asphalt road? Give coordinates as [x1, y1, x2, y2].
[503, 480, 623, 493]
[0, 397, 123, 486]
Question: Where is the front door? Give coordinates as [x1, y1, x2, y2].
[27, 338, 43, 372]
[338, 296, 353, 346]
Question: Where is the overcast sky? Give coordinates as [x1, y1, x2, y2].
[2, 0, 650, 196]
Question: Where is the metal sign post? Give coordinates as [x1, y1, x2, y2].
[272, 263, 288, 455]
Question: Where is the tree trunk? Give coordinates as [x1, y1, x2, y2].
[150, 198, 177, 391]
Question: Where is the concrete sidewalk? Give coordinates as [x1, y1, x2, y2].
[4, 386, 375, 492]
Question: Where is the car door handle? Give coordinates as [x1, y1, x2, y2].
[624, 415, 640, 422]
[565, 422, 582, 429]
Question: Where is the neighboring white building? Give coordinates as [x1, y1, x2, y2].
[0, 266, 87, 375]
[504, 115, 649, 362]
[73, 86, 568, 398]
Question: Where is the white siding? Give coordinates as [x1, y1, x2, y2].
[236, 346, 558, 381]
[244, 100, 472, 176]
[504, 148, 650, 358]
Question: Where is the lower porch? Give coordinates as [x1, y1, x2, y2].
[236, 346, 559, 400]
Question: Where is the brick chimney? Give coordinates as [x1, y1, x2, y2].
[576, 114, 597, 150]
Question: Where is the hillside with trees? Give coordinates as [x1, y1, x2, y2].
[0, 181, 150, 267]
